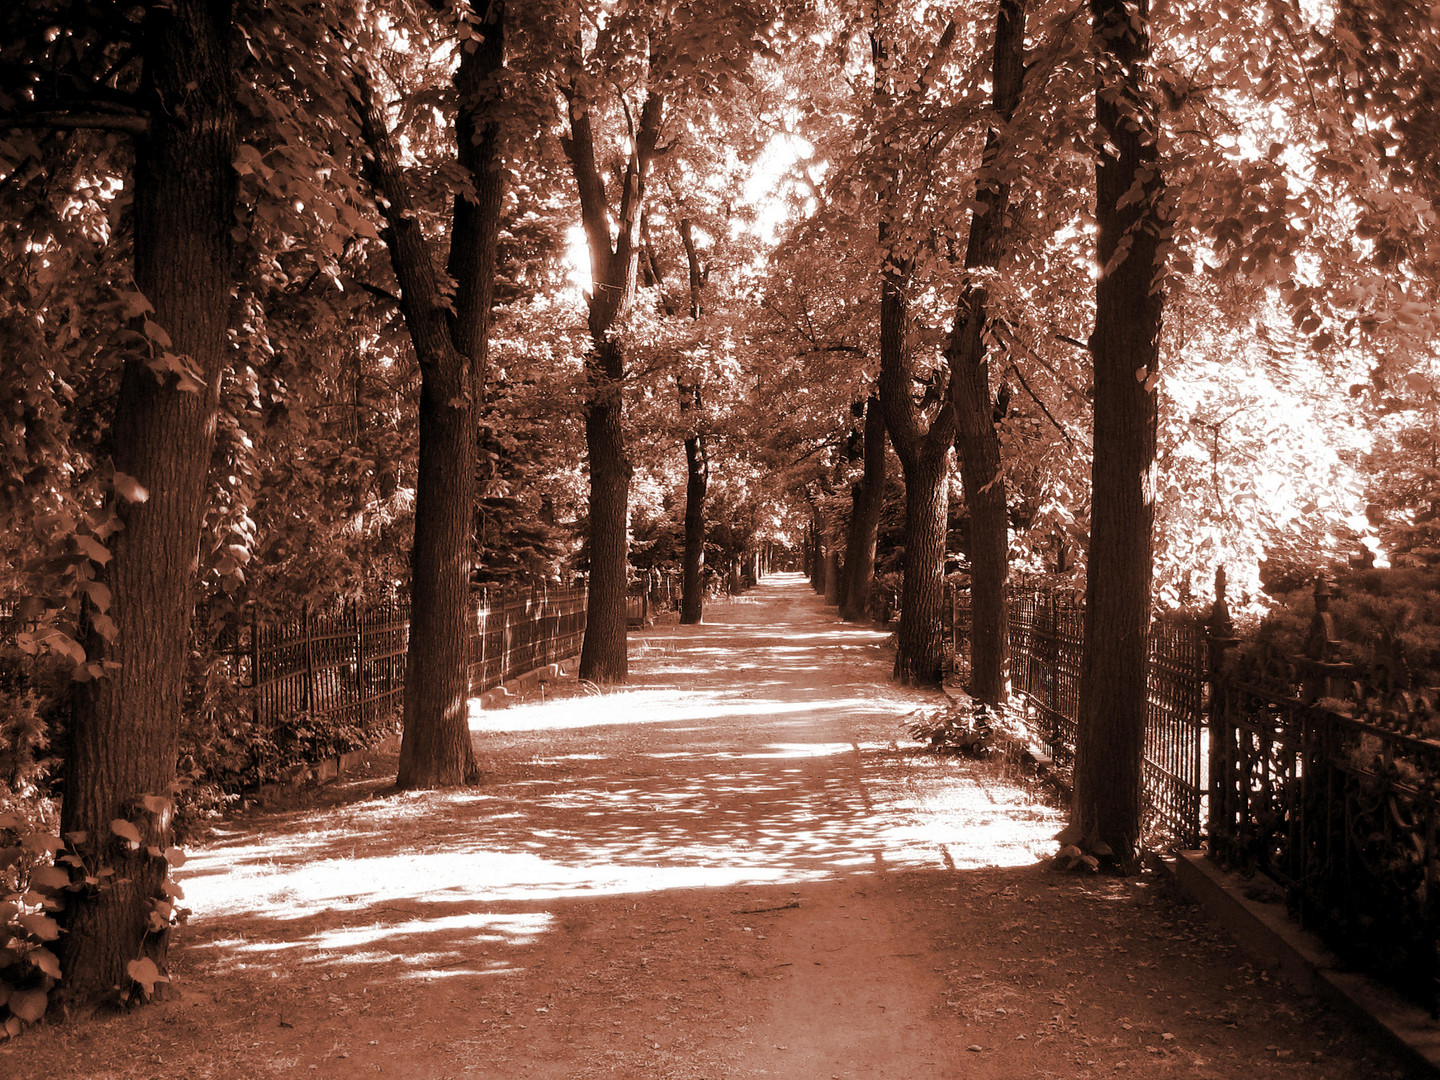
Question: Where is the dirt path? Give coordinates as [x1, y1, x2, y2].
[4, 574, 1419, 1078]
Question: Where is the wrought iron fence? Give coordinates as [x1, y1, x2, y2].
[950, 582, 1207, 847]
[626, 570, 683, 625]
[469, 588, 587, 694]
[1209, 585, 1440, 1014]
[1006, 586, 1086, 770]
[238, 587, 587, 736]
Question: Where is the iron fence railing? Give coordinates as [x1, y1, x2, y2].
[1210, 646, 1440, 1014]
[237, 587, 588, 735]
[950, 582, 1207, 848]
[626, 570, 683, 625]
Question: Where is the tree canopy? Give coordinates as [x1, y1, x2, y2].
[3, 0, 1440, 1018]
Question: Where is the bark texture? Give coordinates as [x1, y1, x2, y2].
[59, 0, 237, 1007]
[680, 409, 707, 625]
[823, 526, 842, 607]
[1072, 0, 1166, 867]
[878, 269, 955, 684]
[355, 5, 505, 788]
[563, 90, 664, 682]
[872, 26, 956, 685]
[678, 218, 707, 626]
[840, 396, 886, 623]
[947, 0, 1026, 705]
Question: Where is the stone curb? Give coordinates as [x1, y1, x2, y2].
[1158, 850, 1440, 1077]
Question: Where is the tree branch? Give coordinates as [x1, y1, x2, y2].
[1007, 359, 1077, 449]
[1, 108, 149, 136]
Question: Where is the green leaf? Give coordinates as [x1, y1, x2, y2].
[139, 795, 171, 816]
[7, 988, 46, 1023]
[28, 865, 70, 891]
[142, 320, 172, 349]
[75, 534, 111, 566]
[90, 613, 119, 643]
[110, 819, 142, 847]
[80, 579, 112, 612]
[21, 833, 63, 854]
[16, 913, 60, 942]
[114, 472, 149, 503]
[29, 948, 60, 980]
[126, 957, 166, 996]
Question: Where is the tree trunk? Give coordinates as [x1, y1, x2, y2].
[1072, 0, 1166, 868]
[398, 375, 480, 787]
[947, 0, 1026, 706]
[403, 7, 505, 787]
[354, 8, 505, 787]
[59, 0, 237, 1008]
[579, 349, 630, 681]
[680, 427, 707, 624]
[872, 23, 957, 685]
[678, 219, 707, 626]
[840, 394, 886, 622]
[877, 265, 956, 685]
[892, 452, 950, 684]
[563, 90, 664, 682]
[810, 512, 826, 594]
[823, 525, 841, 606]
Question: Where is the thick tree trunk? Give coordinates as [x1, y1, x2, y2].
[400, 8, 505, 787]
[1072, 0, 1166, 868]
[564, 91, 664, 682]
[59, 0, 237, 1008]
[398, 377, 480, 787]
[893, 453, 950, 684]
[840, 395, 886, 622]
[356, 9, 505, 787]
[579, 353, 630, 681]
[878, 265, 955, 685]
[680, 428, 707, 624]
[948, 0, 1026, 706]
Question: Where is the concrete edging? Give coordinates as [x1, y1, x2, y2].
[1159, 850, 1440, 1077]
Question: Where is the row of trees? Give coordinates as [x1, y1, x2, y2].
[759, 0, 1438, 867]
[0, 0, 789, 1015]
[3, 0, 1438, 1023]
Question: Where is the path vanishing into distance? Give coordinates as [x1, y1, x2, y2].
[4, 574, 1416, 1079]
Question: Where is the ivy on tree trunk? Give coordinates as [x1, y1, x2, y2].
[58, 0, 237, 1009]
[1072, 0, 1167, 868]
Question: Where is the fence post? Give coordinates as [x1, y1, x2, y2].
[302, 604, 315, 717]
[250, 603, 263, 733]
[1047, 591, 1060, 747]
[1205, 566, 1239, 851]
[353, 600, 366, 725]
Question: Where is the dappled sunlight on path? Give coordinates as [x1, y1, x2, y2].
[6, 576, 1403, 1080]
[182, 574, 1057, 921]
